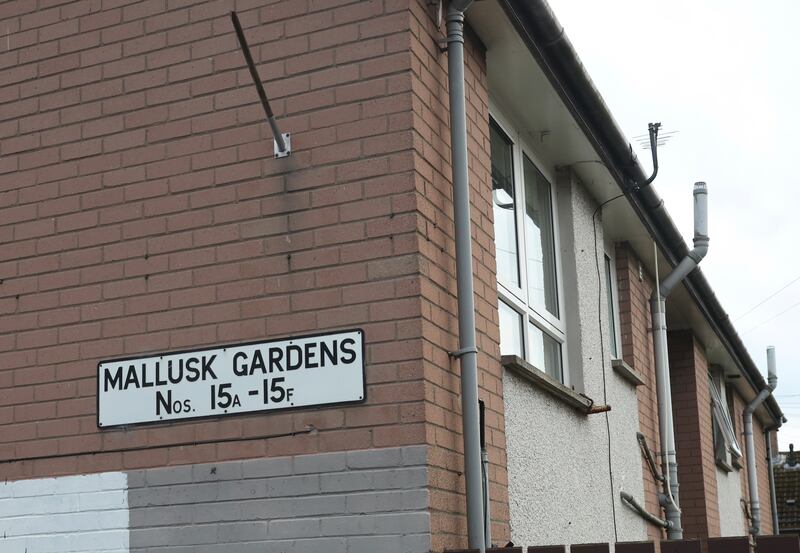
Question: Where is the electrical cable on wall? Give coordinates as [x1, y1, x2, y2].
[591, 202, 619, 543]
[584, 120, 662, 541]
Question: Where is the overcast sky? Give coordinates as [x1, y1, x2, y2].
[545, 0, 800, 449]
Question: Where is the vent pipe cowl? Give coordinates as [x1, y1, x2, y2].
[691, 182, 708, 257]
[659, 182, 710, 299]
[767, 346, 777, 390]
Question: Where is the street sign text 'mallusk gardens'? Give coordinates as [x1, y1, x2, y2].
[97, 329, 365, 428]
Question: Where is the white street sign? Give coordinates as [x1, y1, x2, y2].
[97, 329, 365, 428]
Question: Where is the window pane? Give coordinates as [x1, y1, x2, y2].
[490, 121, 520, 287]
[712, 409, 729, 464]
[528, 321, 562, 381]
[604, 255, 618, 358]
[709, 375, 742, 458]
[498, 301, 523, 357]
[523, 155, 558, 317]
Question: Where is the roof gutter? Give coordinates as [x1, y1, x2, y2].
[498, 0, 783, 426]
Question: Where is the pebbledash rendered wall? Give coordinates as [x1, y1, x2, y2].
[503, 171, 648, 546]
[0, 0, 508, 551]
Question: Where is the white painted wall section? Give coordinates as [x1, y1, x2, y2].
[0, 472, 129, 553]
[716, 466, 746, 536]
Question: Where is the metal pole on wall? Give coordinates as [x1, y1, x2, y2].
[445, 0, 484, 550]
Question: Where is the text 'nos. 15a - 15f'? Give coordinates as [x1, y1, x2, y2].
[96, 329, 365, 428]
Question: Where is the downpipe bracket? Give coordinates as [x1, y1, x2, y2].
[449, 346, 479, 359]
[437, 7, 466, 54]
[658, 490, 681, 514]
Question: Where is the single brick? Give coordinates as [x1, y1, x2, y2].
[293, 451, 347, 475]
[241, 456, 293, 479]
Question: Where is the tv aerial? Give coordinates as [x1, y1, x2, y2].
[633, 127, 679, 151]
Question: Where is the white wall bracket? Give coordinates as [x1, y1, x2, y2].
[274, 133, 291, 158]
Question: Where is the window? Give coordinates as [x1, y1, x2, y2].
[725, 387, 743, 469]
[523, 156, 559, 318]
[492, 115, 566, 383]
[604, 252, 621, 359]
[498, 301, 523, 357]
[710, 373, 742, 470]
[491, 122, 519, 288]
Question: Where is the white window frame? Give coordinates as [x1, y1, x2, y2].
[709, 371, 743, 470]
[490, 102, 569, 384]
[603, 241, 623, 360]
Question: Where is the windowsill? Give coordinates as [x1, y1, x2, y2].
[716, 458, 734, 473]
[501, 354, 594, 414]
[612, 358, 645, 387]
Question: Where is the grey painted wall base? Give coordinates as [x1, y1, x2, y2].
[0, 446, 430, 553]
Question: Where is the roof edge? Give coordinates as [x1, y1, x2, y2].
[498, 0, 784, 425]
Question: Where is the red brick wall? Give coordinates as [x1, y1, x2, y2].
[616, 242, 664, 541]
[407, 1, 509, 548]
[0, 0, 511, 547]
[0, 0, 431, 479]
[668, 329, 721, 539]
[755, 414, 775, 535]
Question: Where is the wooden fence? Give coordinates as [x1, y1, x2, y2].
[445, 534, 800, 553]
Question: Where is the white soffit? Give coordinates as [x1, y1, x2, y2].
[467, 2, 641, 245]
[466, 2, 764, 401]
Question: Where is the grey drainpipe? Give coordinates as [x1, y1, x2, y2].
[744, 347, 778, 535]
[445, 0, 484, 550]
[765, 423, 781, 533]
[652, 182, 709, 539]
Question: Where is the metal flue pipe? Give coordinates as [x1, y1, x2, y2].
[659, 182, 709, 298]
[744, 346, 777, 535]
[445, 0, 484, 550]
[652, 182, 709, 539]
